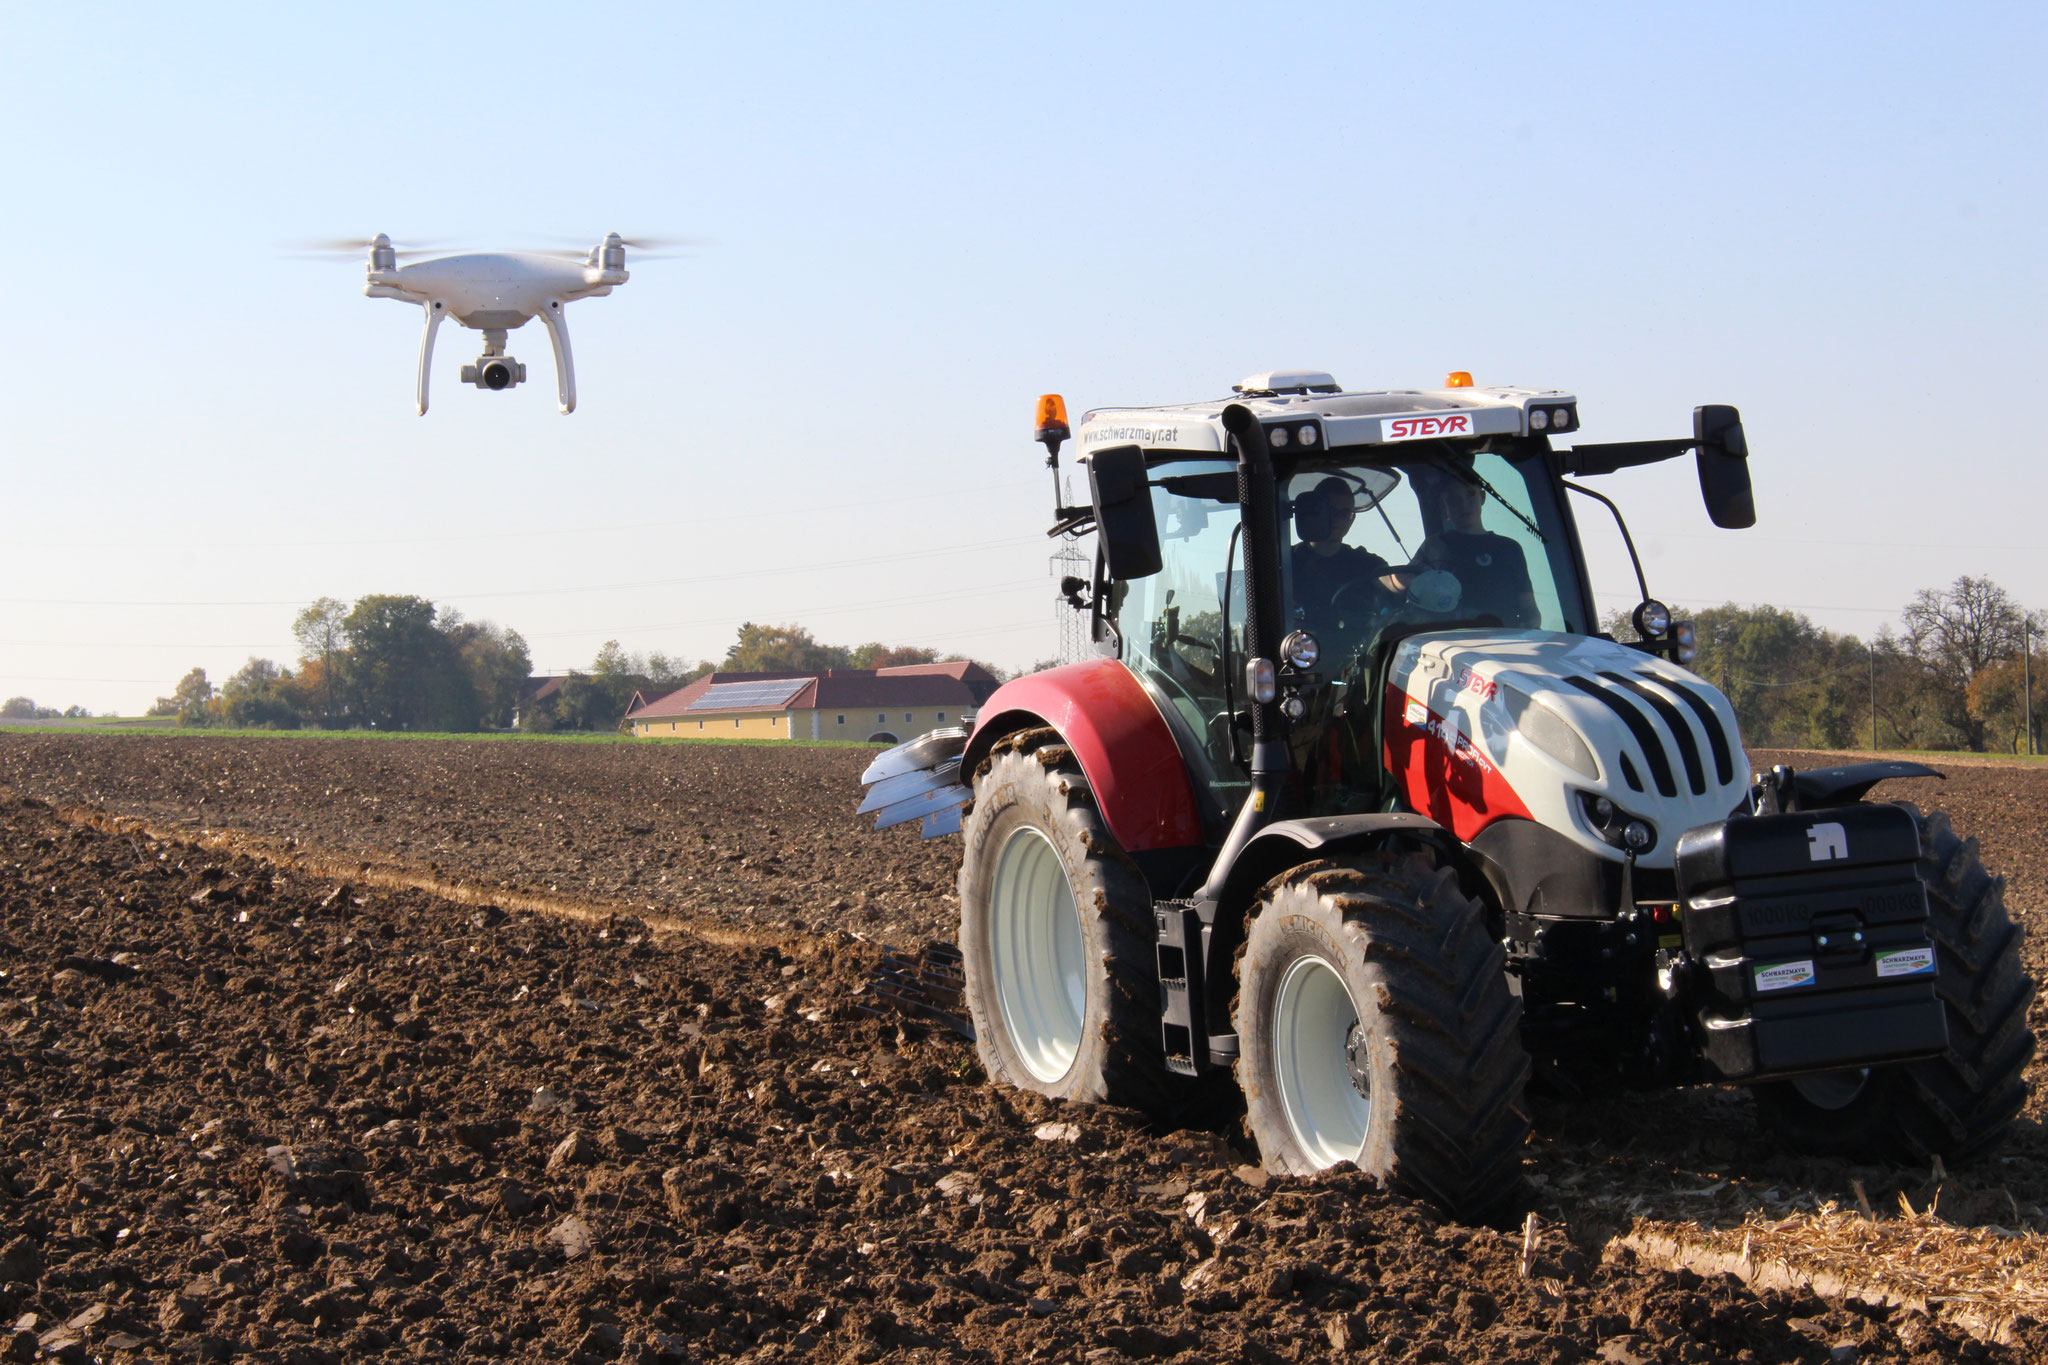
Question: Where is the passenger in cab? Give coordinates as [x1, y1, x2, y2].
[1409, 460, 1540, 629]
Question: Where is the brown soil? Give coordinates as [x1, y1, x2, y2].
[1, 733, 2043, 1363]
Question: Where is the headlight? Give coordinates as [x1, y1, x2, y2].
[1530, 409, 1549, 431]
[1500, 686, 1597, 779]
[1281, 630, 1320, 670]
[1673, 620, 1697, 664]
[1632, 599, 1672, 639]
[1577, 790, 1657, 854]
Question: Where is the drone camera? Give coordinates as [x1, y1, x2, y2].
[461, 358, 528, 391]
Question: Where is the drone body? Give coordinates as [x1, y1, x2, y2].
[361, 233, 632, 414]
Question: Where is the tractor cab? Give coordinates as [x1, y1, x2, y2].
[1056, 373, 1739, 841]
[1117, 419, 1596, 834]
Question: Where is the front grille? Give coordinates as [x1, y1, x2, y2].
[1599, 671, 1706, 796]
[1565, 675, 1677, 797]
[1636, 670, 1734, 787]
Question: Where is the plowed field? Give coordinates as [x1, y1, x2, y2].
[1, 733, 2043, 1363]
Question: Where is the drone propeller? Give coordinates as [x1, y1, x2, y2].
[278, 236, 452, 260]
[529, 232, 704, 255]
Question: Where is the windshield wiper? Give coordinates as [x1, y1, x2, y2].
[1453, 465, 1546, 542]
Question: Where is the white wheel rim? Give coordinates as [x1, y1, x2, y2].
[1791, 1068, 1870, 1111]
[989, 826, 1085, 1083]
[1273, 954, 1369, 1169]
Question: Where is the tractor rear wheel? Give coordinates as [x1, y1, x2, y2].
[1753, 803, 2034, 1163]
[957, 728, 1189, 1113]
[1234, 849, 1530, 1222]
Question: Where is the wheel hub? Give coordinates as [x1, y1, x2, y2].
[1345, 1019, 1372, 1100]
[1272, 954, 1370, 1170]
[988, 826, 1085, 1084]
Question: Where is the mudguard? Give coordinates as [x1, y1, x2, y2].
[961, 658, 1203, 853]
[1789, 761, 1942, 808]
[1212, 813, 1454, 917]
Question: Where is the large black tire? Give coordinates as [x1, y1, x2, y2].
[1233, 849, 1530, 1222]
[1754, 803, 2035, 1162]
[957, 728, 1189, 1114]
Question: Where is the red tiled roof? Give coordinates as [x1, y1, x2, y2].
[624, 668, 984, 722]
[875, 660, 1001, 702]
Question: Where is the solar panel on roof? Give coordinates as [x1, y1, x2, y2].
[685, 679, 809, 712]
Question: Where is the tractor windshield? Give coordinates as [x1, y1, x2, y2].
[1281, 439, 1588, 656]
[1118, 439, 1591, 832]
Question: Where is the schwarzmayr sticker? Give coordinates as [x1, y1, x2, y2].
[1876, 947, 1937, 979]
[1754, 960, 1817, 992]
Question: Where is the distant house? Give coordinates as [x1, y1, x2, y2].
[624, 662, 999, 743]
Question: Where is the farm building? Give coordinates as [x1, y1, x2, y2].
[624, 662, 999, 743]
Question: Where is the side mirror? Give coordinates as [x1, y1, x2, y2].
[1086, 443, 1162, 580]
[1694, 404, 1754, 529]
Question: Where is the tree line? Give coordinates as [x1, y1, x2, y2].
[1611, 575, 2044, 754]
[151, 596, 534, 732]
[146, 604, 1003, 734]
[92, 576, 2048, 752]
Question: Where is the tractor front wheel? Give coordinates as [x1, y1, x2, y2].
[1234, 849, 1530, 1222]
[957, 729, 1188, 1113]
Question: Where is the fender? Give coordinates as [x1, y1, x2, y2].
[1790, 761, 1943, 809]
[1212, 813, 1456, 919]
[962, 658, 1203, 852]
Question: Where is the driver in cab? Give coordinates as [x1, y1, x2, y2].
[1289, 476, 1394, 647]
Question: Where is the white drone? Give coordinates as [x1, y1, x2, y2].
[334, 233, 659, 415]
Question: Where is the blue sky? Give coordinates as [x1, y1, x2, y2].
[2, 2, 2042, 714]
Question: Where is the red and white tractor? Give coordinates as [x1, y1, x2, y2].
[859, 370, 2032, 1220]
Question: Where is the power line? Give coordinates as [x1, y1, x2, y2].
[0, 674, 181, 685]
[0, 536, 1044, 608]
[523, 578, 1046, 640]
[7, 479, 1045, 551]
[1727, 660, 1875, 689]
[0, 577, 1050, 649]
[1592, 589, 1902, 616]
[1607, 529, 2046, 553]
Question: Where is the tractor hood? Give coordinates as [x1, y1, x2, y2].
[1384, 631, 1750, 871]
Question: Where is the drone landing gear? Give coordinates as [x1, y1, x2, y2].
[415, 301, 446, 416]
[537, 299, 576, 414]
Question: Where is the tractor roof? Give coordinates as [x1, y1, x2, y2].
[1074, 371, 1579, 458]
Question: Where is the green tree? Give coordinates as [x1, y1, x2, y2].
[1, 697, 56, 719]
[151, 668, 215, 726]
[722, 622, 852, 673]
[564, 640, 647, 731]
[1967, 652, 2046, 754]
[443, 617, 532, 729]
[221, 657, 301, 729]
[849, 642, 941, 669]
[293, 596, 350, 729]
[640, 651, 706, 687]
[343, 595, 478, 730]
